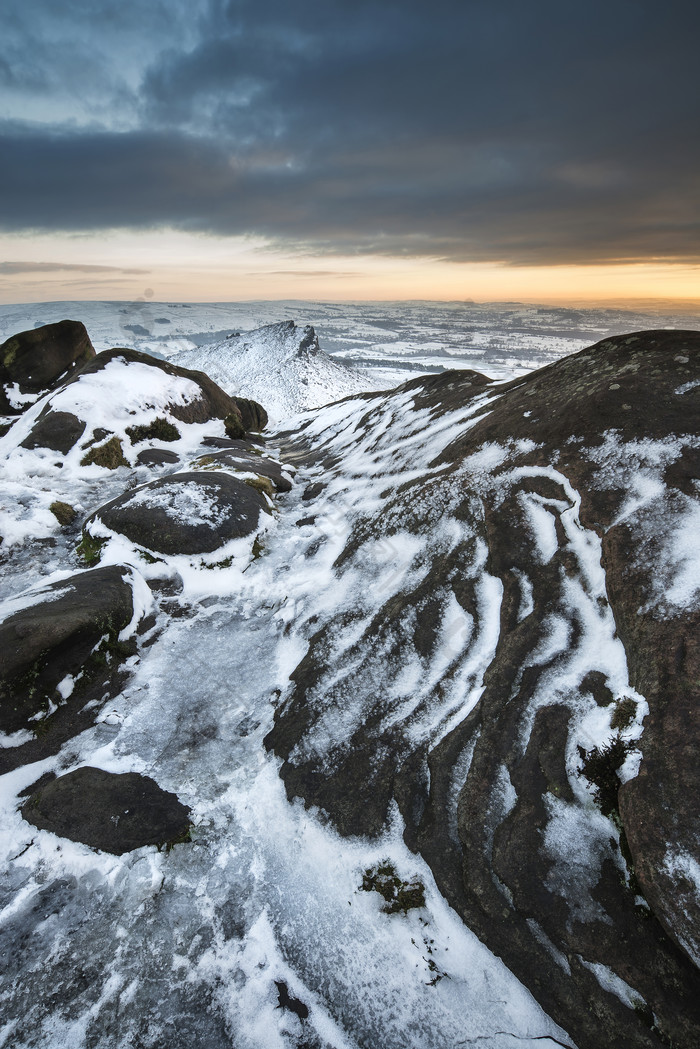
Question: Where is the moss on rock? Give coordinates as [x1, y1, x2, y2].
[80, 436, 129, 469]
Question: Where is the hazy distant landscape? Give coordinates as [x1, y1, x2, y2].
[1, 298, 698, 390]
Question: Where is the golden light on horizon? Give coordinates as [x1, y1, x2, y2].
[1, 230, 698, 308]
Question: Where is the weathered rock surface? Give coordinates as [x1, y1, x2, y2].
[20, 408, 86, 453]
[0, 320, 95, 413]
[194, 445, 292, 492]
[135, 447, 181, 467]
[0, 566, 138, 751]
[266, 330, 700, 1049]
[230, 395, 269, 433]
[86, 471, 269, 555]
[22, 767, 191, 854]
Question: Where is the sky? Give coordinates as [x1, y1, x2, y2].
[1, 0, 699, 304]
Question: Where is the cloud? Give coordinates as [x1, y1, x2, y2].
[0, 0, 698, 267]
[0, 262, 150, 275]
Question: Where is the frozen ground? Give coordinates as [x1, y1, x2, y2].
[2, 301, 697, 1047]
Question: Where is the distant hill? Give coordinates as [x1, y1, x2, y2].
[174, 319, 380, 422]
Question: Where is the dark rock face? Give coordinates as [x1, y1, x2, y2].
[266, 331, 700, 1049]
[136, 447, 181, 467]
[87, 471, 268, 555]
[0, 566, 135, 737]
[20, 409, 86, 453]
[230, 396, 268, 432]
[0, 320, 95, 412]
[22, 767, 191, 854]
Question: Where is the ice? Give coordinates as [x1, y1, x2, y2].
[7, 300, 672, 1046]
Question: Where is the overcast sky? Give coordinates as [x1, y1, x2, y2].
[1, 0, 698, 302]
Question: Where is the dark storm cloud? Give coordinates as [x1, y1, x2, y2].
[1, 0, 698, 266]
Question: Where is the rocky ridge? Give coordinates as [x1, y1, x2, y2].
[0, 320, 699, 1049]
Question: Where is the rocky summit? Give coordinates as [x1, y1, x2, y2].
[0, 320, 699, 1049]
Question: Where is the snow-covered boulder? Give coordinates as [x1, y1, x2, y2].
[13, 346, 261, 461]
[0, 565, 148, 739]
[85, 471, 271, 556]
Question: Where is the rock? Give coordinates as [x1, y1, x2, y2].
[0, 320, 95, 413]
[21, 767, 191, 854]
[265, 331, 700, 1049]
[230, 396, 268, 432]
[86, 471, 269, 555]
[0, 566, 136, 736]
[193, 447, 292, 492]
[65, 347, 249, 427]
[136, 448, 180, 467]
[20, 409, 86, 453]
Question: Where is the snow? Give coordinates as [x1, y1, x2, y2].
[174, 321, 379, 424]
[5, 299, 693, 1047]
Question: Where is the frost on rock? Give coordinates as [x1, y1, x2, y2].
[2, 322, 700, 1049]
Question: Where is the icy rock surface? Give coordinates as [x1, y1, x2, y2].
[266, 330, 700, 1049]
[2, 319, 700, 1049]
[0, 319, 579, 1049]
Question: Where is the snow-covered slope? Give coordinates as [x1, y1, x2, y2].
[174, 320, 381, 422]
[2, 318, 700, 1049]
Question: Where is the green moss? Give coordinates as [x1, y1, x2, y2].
[139, 550, 165, 565]
[251, 536, 265, 560]
[577, 735, 631, 822]
[223, 412, 245, 439]
[163, 824, 193, 852]
[2, 339, 18, 368]
[50, 500, 77, 526]
[125, 417, 181, 444]
[201, 554, 235, 570]
[80, 436, 129, 469]
[244, 475, 275, 499]
[610, 696, 637, 731]
[360, 861, 426, 914]
[76, 531, 107, 566]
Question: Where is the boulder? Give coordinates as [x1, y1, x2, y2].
[136, 448, 180, 467]
[65, 348, 259, 428]
[230, 396, 268, 432]
[0, 565, 136, 736]
[265, 331, 700, 1049]
[0, 320, 95, 414]
[86, 471, 268, 555]
[193, 447, 292, 492]
[20, 409, 86, 453]
[22, 767, 191, 854]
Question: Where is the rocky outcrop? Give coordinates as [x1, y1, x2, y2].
[22, 767, 191, 855]
[85, 471, 270, 555]
[266, 330, 700, 1049]
[0, 320, 95, 414]
[20, 408, 86, 453]
[13, 344, 268, 459]
[230, 396, 269, 433]
[0, 566, 148, 774]
[67, 347, 262, 429]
